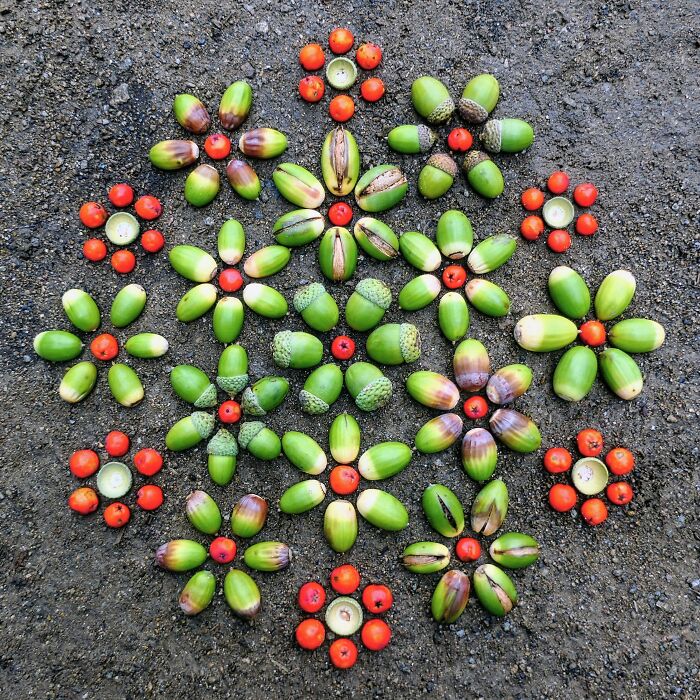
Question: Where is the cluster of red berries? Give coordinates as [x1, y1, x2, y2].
[67, 430, 164, 527]
[295, 564, 393, 669]
[545, 428, 635, 526]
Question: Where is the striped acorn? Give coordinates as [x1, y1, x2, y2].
[318, 226, 358, 282]
[489, 408, 541, 453]
[438, 292, 469, 342]
[186, 490, 222, 535]
[486, 364, 533, 404]
[218, 81, 252, 130]
[244, 542, 292, 572]
[244, 245, 291, 279]
[467, 235, 516, 274]
[345, 361, 393, 411]
[329, 413, 361, 464]
[399, 231, 441, 272]
[398, 274, 441, 311]
[324, 500, 358, 553]
[224, 569, 261, 620]
[282, 431, 327, 475]
[353, 217, 399, 261]
[155, 539, 208, 572]
[241, 376, 289, 416]
[453, 339, 491, 391]
[176, 283, 218, 322]
[273, 163, 325, 209]
[185, 164, 220, 207]
[149, 139, 199, 170]
[124, 333, 169, 358]
[273, 209, 325, 247]
[548, 266, 591, 319]
[411, 76, 455, 124]
[461, 428, 498, 481]
[62, 289, 100, 332]
[237, 421, 282, 460]
[173, 93, 210, 134]
[599, 348, 643, 400]
[458, 74, 500, 123]
[415, 413, 464, 454]
[231, 494, 268, 538]
[367, 322, 421, 365]
[466, 279, 511, 317]
[33, 331, 83, 362]
[169, 245, 218, 283]
[436, 210, 474, 259]
[354, 165, 408, 212]
[473, 564, 517, 617]
[59, 361, 97, 403]
[239, 128, 288, 159]
[422, 484, 465, 537]
[387, 124, 437, 154]
[345, 278, 392, 331]
[272, 330, 323, 369]
[218, 218, 246, 265]
[293, 283, 339, 332]
[418, 153, 458, 199]
[226, 159, 261, 200]
[401, 542, 450, 574]
[595, 270, 636, 321]
[356, 489, 409, 531]
[471, 479, 509, 536]
[299, 363, 343, 415]
[216, 344, 249, 395]
[207, 428, 238, 486]
[405, 371, 459, 410]
[489, 532, 540, 569]
[111, 284, 146, 328]
[481, 118, 534, 154]
[242, 283, 288, 319]
[212, 297, 244, 343]
[514, 314, 578, 352]
[321, 125, 360, 196]
[165, 412, 215, 451]
[608, 318, 665, 353]
[280, 479, 327, 514]
[358, 441, 412, 480]
[462, 151, 504, 199]
[179, 571, 216, 616]
[553, 346, 598, 402]
[108, 363, 144, 407]
[431, 570, 470, 624]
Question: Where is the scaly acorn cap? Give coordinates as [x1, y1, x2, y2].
[191, 412, 216, 440]
[293, 282, 326, 313]
[481, 120, 503, 153]
[216, 372, 249, 395]
[417, 125, 437, 151]
[462, 150, 490, 174]
[355, 278, 392, 310]
[207, 428, 238, 457]
[355, 377, 393, 411]
[398, 323, 421, 363]
[237, 421, 265, 450]
[427, 153, 458, 177]
[299, 364, 343, 415]
[271, 330, 323, 369]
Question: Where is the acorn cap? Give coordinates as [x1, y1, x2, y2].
[237, 421, 265, 450]
[542, 197, 575, 229]
[326, 57, 357, 90]
[191, 412, 216, 439]
[462, 150, 490, 173]
[293, 282, 326, 313]
[355, 278, 392, 310]
[355, 376, 393, 411]
[427, 153, 458, 177]
[481, 119, 503, 153]
[207, 428, 239, 457]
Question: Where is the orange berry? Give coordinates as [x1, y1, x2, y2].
[299, 43, 325, 70]
[543, 447, 573, 474]
[579, 320, 607, 347]
[520, 215, 545, 241]
[299, 75, 325, 103]
[136, 484, 164, 511]
[575, 213, 598, 236]
[521, 188, 545, 211]
[580, 497, 608, 526]
[329, 95, 355, 122]
[548, 483, 577, 512]
[111, 249, 136, 274]
[103, 502, 131, 528]
[329, 28, 354, 55]
[577, 428, 604, 456]
[134, 195, 162, 220]
[355, 42, 382, 69]
[83, 238, 107, 261]
[547, 171, 570, 194]
[606, 482, 633, 505]
[360, 77, 385, 102]
[69, 449, 100, 478]
[605, 448, 635, 475]
[79, 202, 108, 228]
[68, 486, 99, 515]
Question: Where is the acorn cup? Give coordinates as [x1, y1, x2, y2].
[415, 413, 464, 454]
[281, 431, 328, 475]
[186, 490, 222, 535]
[473, 564, 518, 617]
[329, 412, 361, 464]
[489, 408, 541, 453]
[486, 364, 533, 404]
[398, 274, 442, 311]
[169, 245, 218, 283]
[608, 319, 665, 353]
[354, 165, 408, 212]
[458, 73, 500, 123]
[237, 421, 282, 460]
[272, 330, 323, 369]
[438, 292, 469, 342]
[226, 159, 261, 200]
[242, 283, 288, 319]
[176, 283, 218, 322]
[599, 348, 644, 400]
[218, 218, 246, 265]
[462, 151, 504, 199]
[553, 346, 598, 402]
[244, 542, 292, 572]
[318, 226, 358, 282]
[465, 279, 511, 317]
[398, 231, 441, 272]
[387, 124, 437, 154]
[59, 361, 97, 403]
[345, 361, 393, 412]
[422, 484, 465, 538]
[299, 363, 344, 415]
[241, 376, 289, 416]
[111, 283, 146, 328]
[489, 533, 540, 569]
[179, 571, 216, 616]
[231, 494, 268, 538]
[548, 266, 591, 319]
[224, 569, 261, 620]
[216, 343, 249, 395]
[461, 428, 498, 481]
[219, 80, 253, 130]
[273, 209, 325, 247]
[185, 164, 220, 207]
[239, 128, 288, 159]
[273, 163, 325, 208]
[108, 363, 144, 407]
[156, 539, 208, 572]
[471, 479, 509, 536]
[405, 370, 459, 410]
[356, 489, 409, 531]
[436, 210, 474, 259]
[353, 217, 399, 261]
[166, 412, 215, 451]
[411, 76, 455, 124]
[243, 245, 291, 279]
[481, 118, 534, 154]
[358, 441, 412, 480]
[34, 331, 83, 362]
[293, 283, 339, 332]
[321, 125, 360, 196]
[467, 235, 517, 274]
[207, 428, 238, 486]
[173, 93, 210, 134]
[594, 270, 636, 321]
[454, 340, 492, 391]
[62, 289, 100, 332]
[324, 500, 358, 553]
[418, 153, 458, 199]
[514, 314, 578, 352]
[124, 333, 169, 359]
[280, 479, 327, 514]
[431, 570, 470, 624]
[366, 322, 421, 365]
[212, 297, 244, 344]
[400, 542, 451, 574]
[345, 278, 392, 331]
[149, 140, 199, 170]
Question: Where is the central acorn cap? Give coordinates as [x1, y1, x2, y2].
[462, 150, 491, 174]
[237, 421, 265, 449]
[481, 120, 503, 153]
[293, 282, 326, 313]
[399, 323, 421, 363]
[417, 125, 437, 151]
[355, 376, 393, 411]
[427, 153, 458, 177]
[299, 390, 329, 415]
[355, 278, 392, 310]
[207, 428, 239, 457]
[191, 412, 216, 439]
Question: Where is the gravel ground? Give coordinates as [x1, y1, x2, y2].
[1, 1, 698, 698]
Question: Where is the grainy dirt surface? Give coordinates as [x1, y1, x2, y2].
[1, 1, 699, 698]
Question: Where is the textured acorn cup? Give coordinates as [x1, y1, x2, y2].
[553, 346, 598, 401]
[173, 93, 210, 134]
[462, 151, 504, 199]
[176, 283, 218, 322]
[216, 343, 249, 395]
[299, 363, 344, 415]
[123, 333, 168, 359]
[398, 274, 442, 311]
[473, 564, 518, 617]
[111, 284, 147, 328]
[438, 292, 469, 342]
[242, 283, 288, 319]
[212, 297, 244, 344]
[207, 428, 238, 486]
[436, 210, 474, 259]
[155, 539, 208, 572]
[405, 370, 459, 410]
[224, 569, 261, 620]
[461, 428, 498, 481]
[230, 494, 268, 538]
[354, 165, 408, 213]
[108, 363, 144, 407]
[169, 245, 218, 283]
[490, 408, 541, 453]
[273, 209, 325, 247]
[353, 217, 399, 261]
[186, 490, 222, 535]
[431, 570, 471, 624]
[357, 441, 412, 480]
[411, 76, 455, 124]
[514, 314, 578, 352]
[237, 421, 282, 460]
[165, 412, 215, 451]
[326, 596, 363, 636]
[273, 163, 325, 209]
[415, 413, 464, 454]
[239, 128, 288, 159]
[467, 235, 517, 275]
[281, 431, 327, 475]
[466, 279, 511, 317]
[280, 480, 327, 515]
[218, 80, 252, 130]
[356, 489, 409, 531]
[366, 323, 421, 365]
[599, 348, 644, 400]
[244, 541, 292, 572]
[226, 159, 261, 200]
[571, 457, 609, 495]
[608, 318, 665, 353]
[401, 542, 451, 574]
[33, 331, 83, 362]
[62, 289, 100, 332]
[489, 532, 540, 569]
[272, 330, 323, 369]
[329, 412, 361, 464]
[149, 140, 199, 170]
[241, 376, 289, 416]
[458, 73, 500, 123]
[387, 124, 437, 154]
[471, 479, 509, 536]
[548, 266, 591, 319]
[398, 231, 442, 272]
[179, 570, 216, 616]
[594, 270, 637, 321]
[293, 283, 339, 332]
[218, 218, 246, 265]
[321, 125, 360, 196]
[243, 245, 291, 279]
[324, 500, 358, 553]
[59, 361, 97, 403]
[318, 226, 358, 282]
[481, 118, 534, 154]
[345, 278, 392, 331]
[418, 153, 458, 199]
[422, 484, 465, 537]
[486, 364, 533, 404]
[344, 361, 393, 411]
[185, 164, 220, 207]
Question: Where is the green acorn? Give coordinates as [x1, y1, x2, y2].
[398, 231, 442, 272]
[218, 81, 252, 130]
[458, 74, 500, 123]
[345, 361, 393, 412]
[514, 314, 578, 352]
[489, 408, 541, 453]
[473, 564, 517, 617]
[418, 153, 458, 199]
[212, 297, 244, 344]
[282, 431, 327, 475]
[216, 344, 249, 395]
[242, 283, 288, 319]
[422, 484, 465, 538]
[272, 330, 323, 369]
[431, 570, 470, 624]
[415, 413, 464, 454]
[357, 441, 412, 480]
[231, 494, 268, 538]
[486, 364, 533, 404]
[321, 125, 360, 196]
[353, 217, 399, 261]
[273, 209, 325, 247]
[186, 490, 222, 535]
[299, 363, 344, 415]
[149, 140, 199, 170]
[599, 348, 643, 400]
[481, 118, 534, 153]
[239, 128, 288, 159]
[547, 266, 591, 319]
[179, 571, 216, 616]
[124, 333, 169, 359]
[224, 569, 261, 620]
[405, 370, 459, 410]
[166, 412, 215, 451]
[237, 421, 282, 460]
[398, 274, 442, 311]
[471, 479, 509, 536]
[411, 76, 455, 124]
[387, 124, 437, 154]
[33, 331, 83, 362]
[366, 323, 421, 365]
[553, 346, 598, 402]
[489, 533, 540, 569]
[461, 428, 498, 482]
[318, 226, 358, 282]
[241, 376, 289, 416]
[594, 270, 636, 321]
[293, 283, 339, 332]
[111, 284, 146, 328]
[218, 219, 246, 265]
[356, 489, 409, 531]
[62, 289, 100, 332]
[329, 413, 361, 464]
[244, 542, 291, 572]
[453, 338, 491, 391]
[173, 93, 210, 134]
[176, 283, 218, 322]
[345, 278, 392, 331]
[226, 159, 261, 200]
[465, 279, 511, 317]
[155, 539, 207, 572]
[438, 292, 469, 342]
[324, 500, 358, 553]
[59, 361, 97, 403]
[273, 163, 325, 208]
[243, 245, 291, 279]
[608, 318, 665, 353]
[108, 363, 144, 407]
[467, 235, 517, 274]
[462, 151, 504, 199]
[354, 165, 408, 212]
[207, 428, 238, 486]
[400, 542, 451, 574]
[185, 164, 220, 207]
[169, 245, 218, 283]
[280, 479, 327, 514]
[436, 210, 474, 259]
